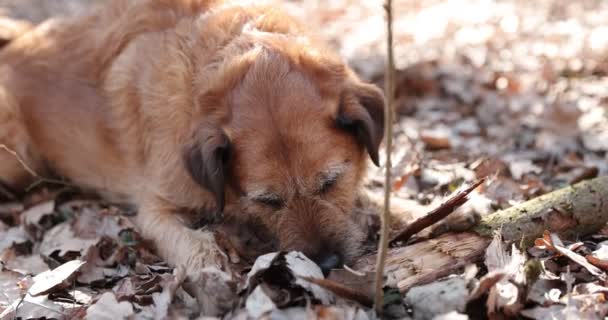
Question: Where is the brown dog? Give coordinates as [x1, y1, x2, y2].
[0, 0, 384, 291]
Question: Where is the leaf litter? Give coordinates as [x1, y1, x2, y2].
[3, 0, 608, 318]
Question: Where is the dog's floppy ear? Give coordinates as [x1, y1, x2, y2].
[183, 128, 232, 211]
[337, 83, 385, 166]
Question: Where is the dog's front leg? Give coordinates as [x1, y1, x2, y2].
[135, 198, 235, 315]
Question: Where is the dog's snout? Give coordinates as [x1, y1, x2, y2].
[314, 252, 342, 276]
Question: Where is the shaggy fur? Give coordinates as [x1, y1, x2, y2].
[0, 0, 385, 289]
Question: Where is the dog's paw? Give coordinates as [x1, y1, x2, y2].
[183, 267, 237, 316]
[178, 229, 230, 271]
[177, 231, 237, 316]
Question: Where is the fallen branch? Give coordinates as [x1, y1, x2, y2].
[390, 178, 486, 245]
[354, 176, 608, 293]
[474, 175, 608, 245]
[355, 232, 490, 292]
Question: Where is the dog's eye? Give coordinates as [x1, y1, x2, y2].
[319, 177, 337, 194]
[255, 196, 284, 209]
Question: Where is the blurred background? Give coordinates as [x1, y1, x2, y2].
[3, 0, 608, 210]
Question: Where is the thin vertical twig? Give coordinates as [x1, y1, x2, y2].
[374, 0, 395, 315]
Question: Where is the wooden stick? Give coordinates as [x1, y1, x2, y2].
[374, 0, 395, 315]
[299, 276, 373, 308]
[390, 178, 486, 245]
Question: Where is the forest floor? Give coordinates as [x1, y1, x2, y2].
[2, 0, 608, 319]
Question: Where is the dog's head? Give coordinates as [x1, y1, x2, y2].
[183, 42, 384, 273]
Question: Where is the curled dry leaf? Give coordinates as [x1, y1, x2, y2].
[547, 233, 606, 280]
[483, 233, 527, 317]
[28, 259, 86, 296]
[245, 251, 333, 305]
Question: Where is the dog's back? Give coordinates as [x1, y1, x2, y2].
[0, 0, 218, 195]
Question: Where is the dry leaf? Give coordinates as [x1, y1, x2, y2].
[484, 233, 526, 316]
[0, 292, 64, 319]
[29, 259, 86, 296]
[186, 267, 236, 316]
[404, 277, 469, 320]
[508, 159, 542, 180]
[150, 267, 186, 318]
[39, 222, 98, 259]
[21, 200, 55, 227]
[86, 292, 134, 319]
[548, 233, 606, 280]
[245, 285, 277, 318]
[2, 252, 49, 276]
[420, 127, 453, 149]
[0, 269, 29, 310]
[0, 226, 30, 254]
[245, 252, 334, 305]
[585, 242, 608, 270]
[526, 279, 564, 305]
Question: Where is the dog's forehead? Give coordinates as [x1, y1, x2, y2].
[225, 50, 362, 189]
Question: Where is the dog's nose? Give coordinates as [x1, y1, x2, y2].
[314, 252, 342, 276]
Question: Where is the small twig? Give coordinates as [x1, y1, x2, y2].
[390, 177, 486, 246]
[0, 144, 72, 190]
[12, 293, 26, 320]
[1, 144, 39, 178]
[299, 276, 373, 308]
[374, 0, 395, 315]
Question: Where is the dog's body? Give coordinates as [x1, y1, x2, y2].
[0, 0, 385, 294]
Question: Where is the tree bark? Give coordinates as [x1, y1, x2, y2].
[474, 175, 608, 245]
[354, 176, 608, 293]
[354, 232, 489, 292]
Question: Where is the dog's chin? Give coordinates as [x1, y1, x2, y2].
[339, 232, 370, 265]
